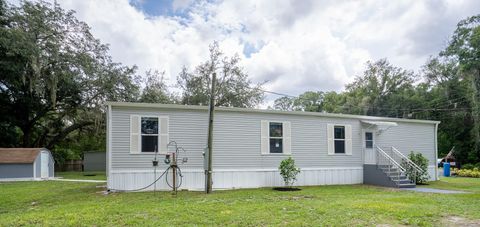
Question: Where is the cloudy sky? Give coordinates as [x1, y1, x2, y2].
[15, 0, 480, 105]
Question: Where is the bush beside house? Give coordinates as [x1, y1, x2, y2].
[403, 152, 430, 184]
[279, 157, 301, 187]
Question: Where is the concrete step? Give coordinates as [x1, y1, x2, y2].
[392, 179, 413, 184]
[384, 170, 405, 175]
[379, 167, 399, 172]
[389, 175, 408, 180]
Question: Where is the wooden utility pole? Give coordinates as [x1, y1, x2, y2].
[172, 152, 177, 194]
[206, 72, 216, 193]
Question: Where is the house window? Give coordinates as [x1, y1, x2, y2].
[141, 117, 158, 152]
[334, 126, 345, 154]
[365, 132, 373, 148]
[269, 122, 283, 153]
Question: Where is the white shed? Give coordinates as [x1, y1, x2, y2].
[0, 148, 55, 180]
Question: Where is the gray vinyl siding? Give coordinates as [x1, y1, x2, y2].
[0, 164, 33, 178]
[375, 122, 436, 165]
[110, 108, 208, 169]
[109, 105, 436, 170]
[110, 106, 364, 170]
[215, 111, 362, 168]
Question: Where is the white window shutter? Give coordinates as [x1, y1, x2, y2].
[261, 120, 269, 154]
[159, 116, 169, 154]
[283, 121, 291, 155]
[327, 124, 334, 155]
[345, 124, 352, 155]
[130, 115, 140, 154]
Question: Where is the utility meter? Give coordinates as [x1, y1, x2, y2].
[164, 154, 171, 164]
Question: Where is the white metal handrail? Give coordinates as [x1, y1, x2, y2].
[375, 146, 406, 187]
[391, 146, 423, 173]
[376, 146, 406, 172]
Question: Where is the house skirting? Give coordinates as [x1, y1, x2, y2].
[108, 167, 364, 191]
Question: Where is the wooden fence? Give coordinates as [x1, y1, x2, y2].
[55, 160, 83, 172]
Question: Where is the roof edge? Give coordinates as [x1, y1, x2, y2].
[105, 101, 441, 125]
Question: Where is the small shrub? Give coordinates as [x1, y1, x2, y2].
[402, 151, 430, 184]
[462, 163, 475, 170]
[279, 157, 301, 187]
[452, 168, 480, 178]
[450, 167, 457, 176]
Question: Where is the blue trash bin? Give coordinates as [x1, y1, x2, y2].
[444, 162, 451, 177]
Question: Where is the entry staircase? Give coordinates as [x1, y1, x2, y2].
[374, 146, 424, 188]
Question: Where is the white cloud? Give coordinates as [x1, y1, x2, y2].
[52, 0, 480, 107]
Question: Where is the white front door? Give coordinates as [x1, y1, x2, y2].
[41, 151, 49, 178]
[364, 131, 375, 164]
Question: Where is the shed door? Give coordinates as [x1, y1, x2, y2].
[41, 152, 49, 178]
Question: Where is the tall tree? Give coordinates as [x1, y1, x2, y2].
[322, 91, 347, 113]
[0, 1, 140, 149]
[438, 15, 480, 163]
[274, 96, 295, 111]
[344, 59, 417, 117]
[177, 42, 264, 107]
[140, 70, 176, 104]
[422, 58, 472, 162]
[293, 91, 324, 112]
[273, 91, 324, 112]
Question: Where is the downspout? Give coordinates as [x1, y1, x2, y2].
[361, 128, 365, 165]
[107, 104, 112, 188]
[434, 122, 439, 181]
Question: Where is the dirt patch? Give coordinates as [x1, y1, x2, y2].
[443, 216, 480, 226]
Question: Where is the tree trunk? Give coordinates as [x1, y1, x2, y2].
[21, 126, 31, 147]
[472, 71, 480, 162]
[46, 121, 93, 149]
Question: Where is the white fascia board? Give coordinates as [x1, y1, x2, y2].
[360, 120, 399, 127]
[105, 101, 440, 125]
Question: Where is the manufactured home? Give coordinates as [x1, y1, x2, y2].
[0, 148, 54, 181]
[106, 102, 439, 191]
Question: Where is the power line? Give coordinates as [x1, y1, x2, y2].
[381, 96, 465, 113]
[257, 88, 298, 98]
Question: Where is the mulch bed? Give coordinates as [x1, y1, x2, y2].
[273, 187, 302, 191]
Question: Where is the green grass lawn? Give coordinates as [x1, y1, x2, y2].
[420, 176, 480, 193]
[55, 171, 106, 181]
[0, 177, 479, 226]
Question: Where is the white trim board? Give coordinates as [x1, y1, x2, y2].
[107, 104, 112, 188]
[110, 166, 363, 174]
[106, 102, 439, 125]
